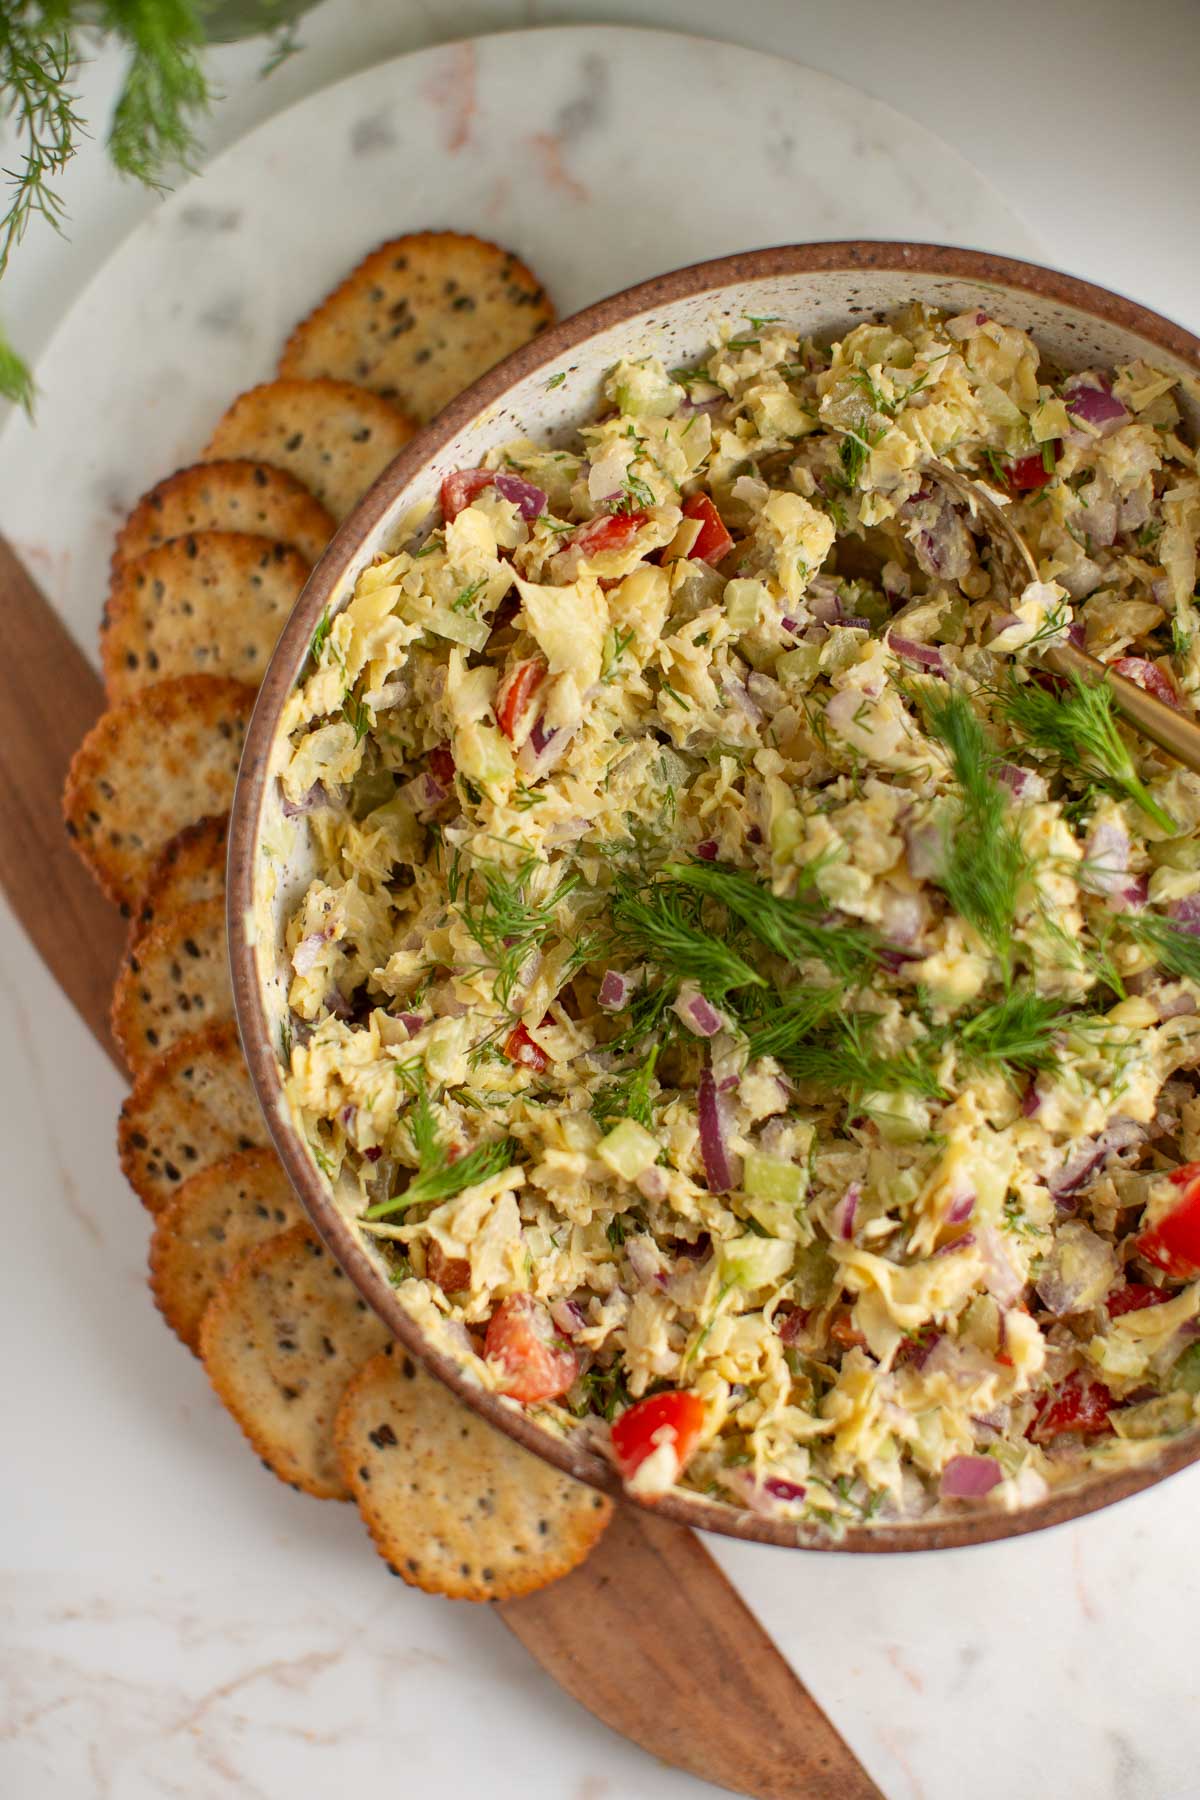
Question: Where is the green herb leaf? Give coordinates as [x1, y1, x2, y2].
[663, 859, 882, 982]
[363, 1078, 516, 1219]
[610, 879, 765, 1000]
[912, 686, 1029, 975]
[1126, 911, 1200, 985]
[1000, 671, 1176, 834]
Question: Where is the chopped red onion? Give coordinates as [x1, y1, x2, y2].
[946, 1192, 976, 1225]
[635, 1164, 669, 1202]
[696, 839, 719, 861]
[831, 1182, 861, 1241]
[1081, 818, 1132, 900]
[780, 615, 803, 637]
[762, 1477, 807, 1503]
[598, 969, 636, 1011]
[1021, 1080, 1042, 1118]
[550, 1298, 587, 1337]
[674, 985, 726, 1038]
[1064, 374, 1129, 436]
[517, 720, 572, 779]
[722, 675, 763, 724]
[1049, 1118, 1145, 1203]
[904, 816, 947, 882]
[996, 762, 1048, 803]
[975, 1226, 1026, 1307]
[698, 1065, 735, 1192]
[396, 1011, 425, 1036]
[935, 1230, 975, 1256]
[363, 1145, 383, 1164]
[281, 781, 327, 818]
[292, 930, 331, 976]
[1169, 894, 1200, 935]
[718, 1074, 739, 1094]
[841, 614, 872, 632]
[889, 633, 946, 673]
[1110, 657, 1179, 709]
[492, 472, 548, 521]
[940, 1454, 1003, 1499]
[626, 1235, 669, 1290]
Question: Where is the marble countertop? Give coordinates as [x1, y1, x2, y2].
[4, 5, 1200, 1799]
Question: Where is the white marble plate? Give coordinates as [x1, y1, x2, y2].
[0, 24, 1038, 654]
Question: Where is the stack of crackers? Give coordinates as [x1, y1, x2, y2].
[61, 231, 612, 1601]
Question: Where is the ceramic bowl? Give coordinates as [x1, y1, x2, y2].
[229, 242, 1200, 1551]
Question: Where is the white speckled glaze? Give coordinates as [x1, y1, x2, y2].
[234, 245, 1200, 1556]
[0, 27, 1036, 658]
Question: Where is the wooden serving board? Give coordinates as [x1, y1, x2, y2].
[0, 532, 882, 1800]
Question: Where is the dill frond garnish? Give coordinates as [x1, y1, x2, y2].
[951, 988, 1072, 1076]
[610, 879, 765, 999]
[767, 1011, 945, 1099]
[1125, 912, 1200, 985]
[363, 1080, 515, 1220]
[591, 1044, 660, 1134]
[742, 984, 845, 1063]
[914, 686, 1028, 978]
[999, 671, 1176, 834]
[451, 852, 578, 1009]
[663, 859, 881, 981]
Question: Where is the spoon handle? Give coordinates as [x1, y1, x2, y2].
[1042, 640, 1200, 778]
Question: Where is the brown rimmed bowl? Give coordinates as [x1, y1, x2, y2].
[229, 242, 1200, 1552]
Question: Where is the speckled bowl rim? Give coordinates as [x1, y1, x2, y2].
[229, 241, 1200, 1553]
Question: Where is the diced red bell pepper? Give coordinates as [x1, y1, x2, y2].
[611, 1389, 706, 1483]
[440, 468, 495, 522]
[485, 1294, 580, 1403]
[828, 1310, 868, 1351]
[495, 656, 548, 740]
[569, 510, 648, 558]
[1110, 657, 1179, 709]
[425, 1240, 471, 1294]
[1136, 1162, 1200, 1279]
[503, 1021, 549, 1073]
[681, 493, 734, 564]
[1028, 1372, 1114, 1444]
[1003, 446, 1058, 493]
[428, 742, 456, 787]
[1106, 1281, 1171, 1317]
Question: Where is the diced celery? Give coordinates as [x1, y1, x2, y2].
[598, 1118, 660, 1182]
[454, 722, 513, 788]
[744, 1150, 808, 1207]
[724, 578, 768, 631]
[860, 1090, 931, 1144]
[1171, 1341, 1200, 1394]
[776, 643, 822, 685]
[609, 359, 682, 419]
[718, 1235, 794, 1290]
[419, 602, 490, 651]
[743, 1153, 811, 1243]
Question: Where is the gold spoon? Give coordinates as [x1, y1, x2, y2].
[925, 458, 1200, 778]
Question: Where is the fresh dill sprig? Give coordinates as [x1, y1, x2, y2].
[452, 852, 578, 1009]
[742, 984, 844, 1063]
[914, 686, 1028, 976]
[363, 1081, 515, 1220]
[1126, 911, 1200, 985]
[591, 1044, 660, 1134]
[999, 671, 1176, 834]
[767, 1011, 945, 1099]
[610, 879, 765, 999]
[663, 858, 882, 982]
[951, 988, 1072, 1076]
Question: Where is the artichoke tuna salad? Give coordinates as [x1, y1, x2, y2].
[273, 301, 1200, 1530]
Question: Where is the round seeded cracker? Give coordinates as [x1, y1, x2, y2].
[150, 1148, 303, 1354]
[334, 1346, 613, 1601]
[111, 895, 231, 1074]
[202, 379, 416, 521]
[63, 675, 254, 914]
[112, 461, 334, 574]
[101, 532, 311, 700]
[132, 815, 228, 946]
[200, 1223, 391, 1499]
[277, 232, 555, 424]
[118, 1018, 267, 1212]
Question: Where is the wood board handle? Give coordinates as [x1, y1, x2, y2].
[0, 532, 881, 1800]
